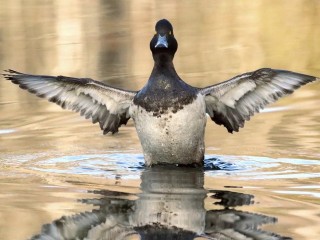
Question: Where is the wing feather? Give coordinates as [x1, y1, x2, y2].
[200, 68, 318, 133]
[3, 69, 136, 134]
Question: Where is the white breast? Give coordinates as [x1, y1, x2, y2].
[130, 94, 207, 166]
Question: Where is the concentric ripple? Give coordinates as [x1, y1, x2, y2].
[5, 152, 316, 180]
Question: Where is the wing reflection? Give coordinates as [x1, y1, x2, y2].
[31, 166, 291, 240]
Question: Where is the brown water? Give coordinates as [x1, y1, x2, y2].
[1, 1, 320, 239]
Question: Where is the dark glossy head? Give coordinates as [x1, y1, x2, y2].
[150, 19, 178, 60]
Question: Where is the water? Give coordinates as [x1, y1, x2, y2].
[1, 1, 320, 239]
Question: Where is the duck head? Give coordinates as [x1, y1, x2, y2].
[150, 19, 178, 62]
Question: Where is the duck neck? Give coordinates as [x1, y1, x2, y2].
[151, 53, 177, 78]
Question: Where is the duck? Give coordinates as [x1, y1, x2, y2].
[3, 19, 319, 166]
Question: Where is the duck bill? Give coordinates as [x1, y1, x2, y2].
[155, 35, 168, 48]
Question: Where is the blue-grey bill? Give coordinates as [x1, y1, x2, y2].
[155, 35, 168, 48]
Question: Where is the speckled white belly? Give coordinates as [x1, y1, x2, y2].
[130, 94, 207, 166]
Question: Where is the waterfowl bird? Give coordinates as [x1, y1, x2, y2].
[3, 19, 319, 166]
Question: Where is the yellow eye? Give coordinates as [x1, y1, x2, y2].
[169, 31, 172, 35]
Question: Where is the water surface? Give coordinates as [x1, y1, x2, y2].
[1, 1, 320, 239]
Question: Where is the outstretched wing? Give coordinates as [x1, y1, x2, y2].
[200, 68, 318, 133]
[3, 69, 137, 134]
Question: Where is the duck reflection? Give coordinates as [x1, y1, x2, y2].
[31, 166, 290, 240]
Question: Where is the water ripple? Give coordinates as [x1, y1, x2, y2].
[21, 153, 320, 180]
[0, 129, 15, 134]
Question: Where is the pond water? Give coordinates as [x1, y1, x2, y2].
[1, 1, 320, 239]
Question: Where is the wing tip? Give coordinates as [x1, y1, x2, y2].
[277, 69, 318, 83]
[4, 69, 20, 74]
[2, 69, 23, 81]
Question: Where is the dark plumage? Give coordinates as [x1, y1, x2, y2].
[201, 68, 317, 133]
[3, 69, 135, 134]
[3, 19, 319, 165]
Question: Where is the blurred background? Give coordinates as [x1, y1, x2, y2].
[0, 1, 320, 239]
[1, 0, 320, 157]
